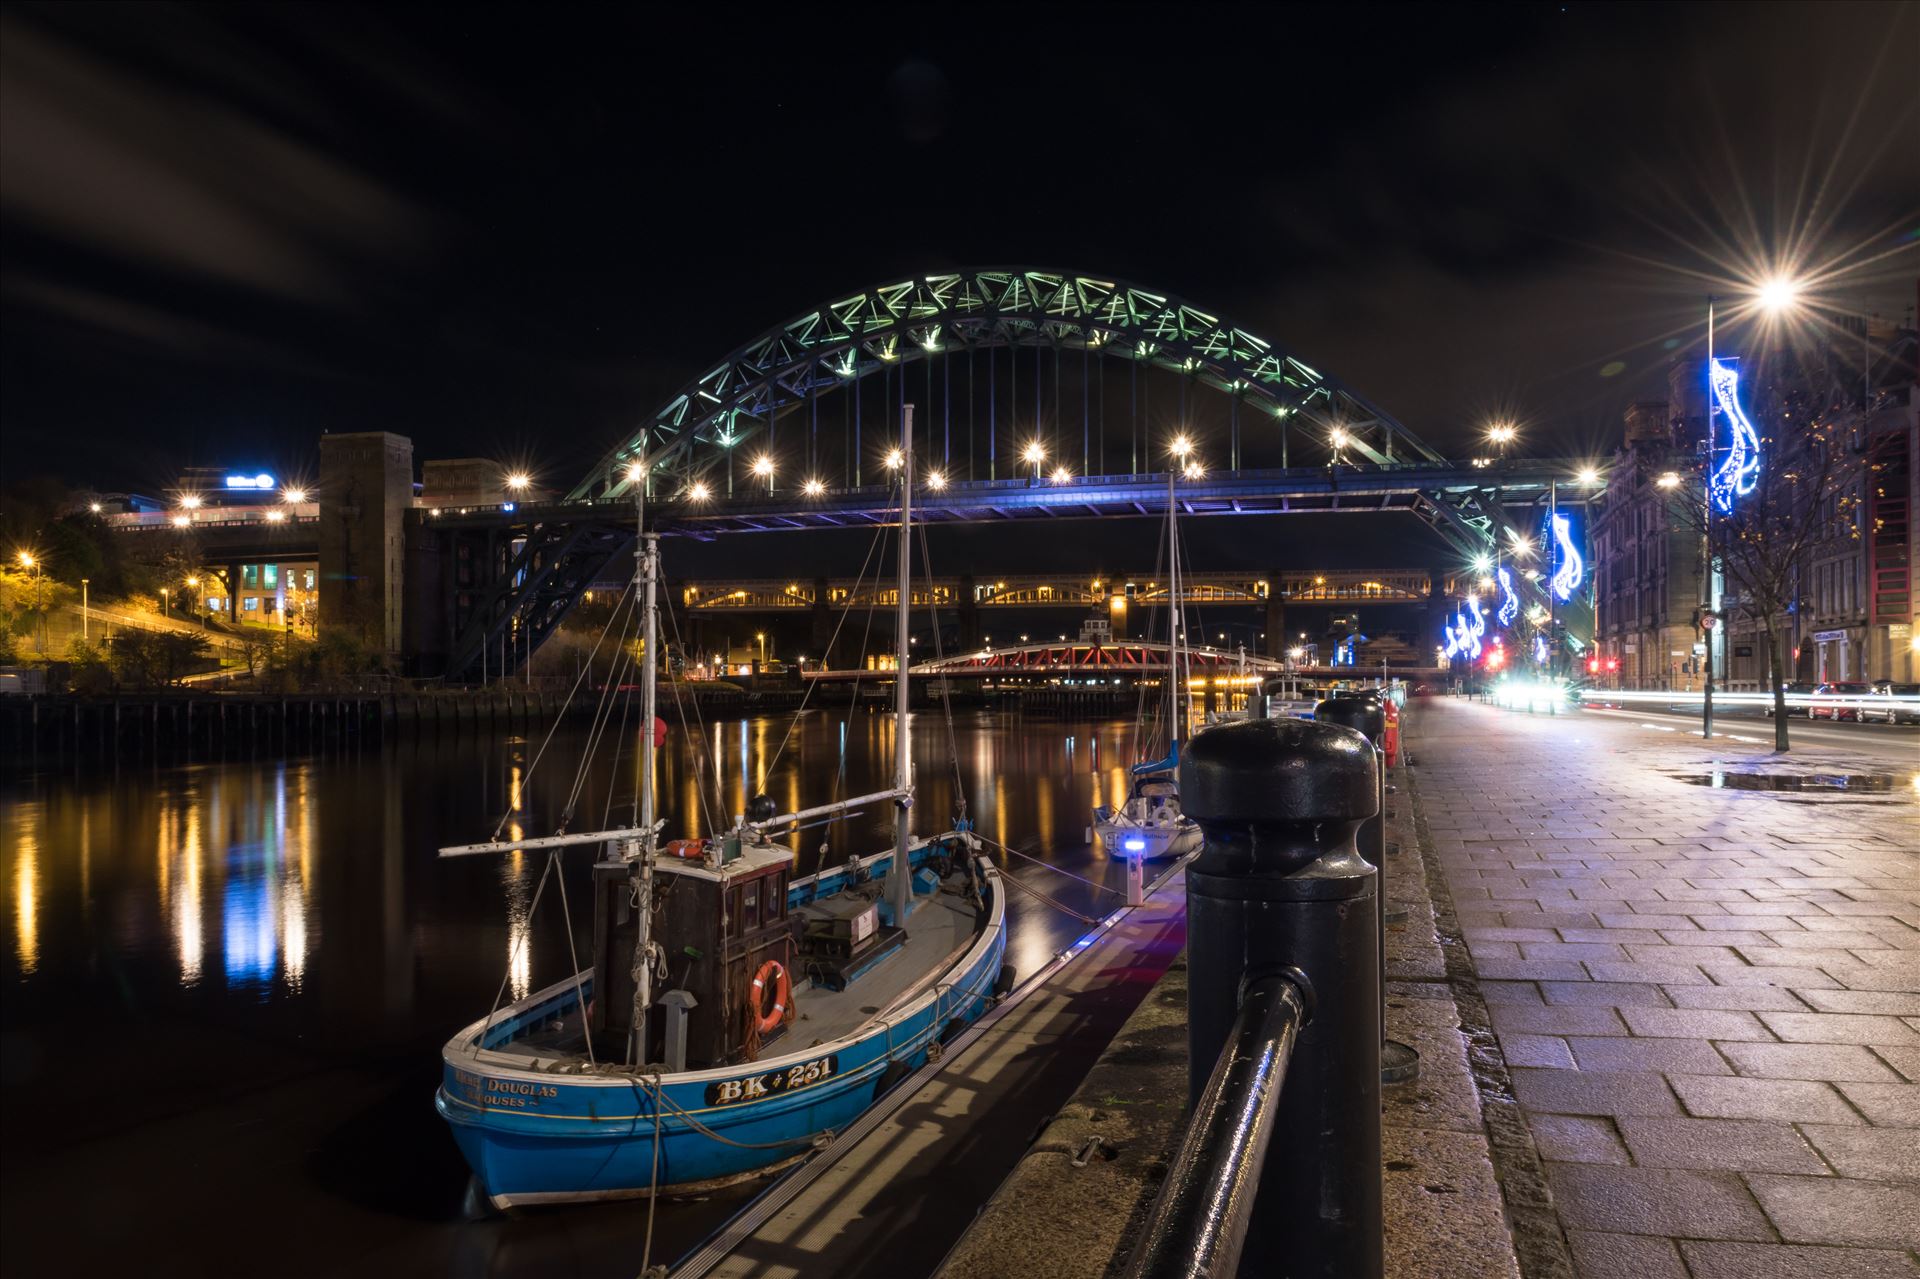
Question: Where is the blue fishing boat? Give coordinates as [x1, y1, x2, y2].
[435, 418, 1009, 1208]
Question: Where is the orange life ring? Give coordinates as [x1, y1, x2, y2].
[749, 960, 790, 1035]
[663, 839, 704, 860]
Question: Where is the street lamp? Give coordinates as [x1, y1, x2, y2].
[803, 477, 826, 497]
[1022, 440, 1047, 483]
[756, 632, 766, 665]
[884, 448, 906, 471]
[751, 454, 776, 491]
[687, 481, 711, 502]
[180, 495, 202, 510]
[927, 469, 948, 491]
[1050, 465, 1073, 483]
[282, 487, 307, 504]
[1486, 422, 1518, 459]
[81, 578, 90, 642]
[160, 587, 171, 620]
[504, 472, 531, 493]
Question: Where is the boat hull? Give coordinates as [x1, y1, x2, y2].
[437, 842, 1006, 1207]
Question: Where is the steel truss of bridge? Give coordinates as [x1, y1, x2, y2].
[678, 568, 1448, 613]
[419, 266, 1599, 683]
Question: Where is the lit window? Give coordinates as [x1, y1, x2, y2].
[243, 565, 259, 588]
[263, 564, 278, 589]
[243, 597, 259, 612]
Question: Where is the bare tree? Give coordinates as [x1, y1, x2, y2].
[1668, 391, 1861, 750]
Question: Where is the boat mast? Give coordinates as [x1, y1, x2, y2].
[1167, 461, 1181, 749]
[889, 407, 915, 931]
[632, 464, 660, 1066]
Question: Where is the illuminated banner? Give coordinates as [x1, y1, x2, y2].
[1708, 357, 1761, 514]
[1550, 513, 1583, 601]
[1496, 567, 1520, 628]
[225, 473, 277, 490]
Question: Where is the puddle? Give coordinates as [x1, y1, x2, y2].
[1670, 772, 1899, 792]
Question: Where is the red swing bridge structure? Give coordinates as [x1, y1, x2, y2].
[800, 640, 1294, 682]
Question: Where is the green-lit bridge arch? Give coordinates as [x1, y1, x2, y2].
[569, 269, 1449, 501]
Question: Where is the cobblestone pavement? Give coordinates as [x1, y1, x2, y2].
[1408, 697, 1920, 1278]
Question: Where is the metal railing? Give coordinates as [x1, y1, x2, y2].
[1125, 975, 1308, 1279]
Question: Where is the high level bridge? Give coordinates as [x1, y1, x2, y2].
[123, 269, 1594, 680]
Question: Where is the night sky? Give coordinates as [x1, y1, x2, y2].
[3, 2, 1917, 505]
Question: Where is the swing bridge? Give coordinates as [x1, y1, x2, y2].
[418, 269, 1594, 682]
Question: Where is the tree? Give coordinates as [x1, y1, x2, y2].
[110, 630, 214, 689]
[1667, 390, 1860, 750]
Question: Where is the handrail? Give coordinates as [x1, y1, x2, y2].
[1125, 975, 1308, 1279]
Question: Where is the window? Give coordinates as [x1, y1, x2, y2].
[243, 597, 259, 612]
[303, 570, 315, 589]
[263, 564, 278, 589]
[742, 883, 760, 929]
[242, 564, 259, 588]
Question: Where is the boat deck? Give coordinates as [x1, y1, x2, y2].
[485, 873, 986, 1068]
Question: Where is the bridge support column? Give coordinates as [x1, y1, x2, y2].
[811, 577, 835, 669]
[958, 576, 981, 649]
[318, 431, 414, 655]
[1265, 584, 1286, 659]
[1425, 571, 1447, 659]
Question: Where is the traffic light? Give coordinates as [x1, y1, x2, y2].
[1588, 657, 1601, 674]
[1605, 658, 1618, 672]
[1486, 648, 1505, 669]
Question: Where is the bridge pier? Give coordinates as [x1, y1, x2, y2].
[811, 576, 838, 669]
[1265, 582, 1286, 659]
[958, 575, 981, 650]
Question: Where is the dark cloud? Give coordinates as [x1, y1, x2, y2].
[1, 1, 1916, 496]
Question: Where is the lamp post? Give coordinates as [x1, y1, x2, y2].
[81, 578, 90, 642]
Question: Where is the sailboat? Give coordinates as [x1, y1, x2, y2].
[434, 414, 1008, 1208]
[1092, 445, 1202, 862]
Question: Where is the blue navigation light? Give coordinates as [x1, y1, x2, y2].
[1550, 514, 1583, 601]
[1708, 357, 1762, 515]
[1496, 566, 1520, 628]
[1123, 838, 1146, 852]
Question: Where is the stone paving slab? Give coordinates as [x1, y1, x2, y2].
[1406, 697, 1920, 1279]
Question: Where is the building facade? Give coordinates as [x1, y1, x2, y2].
[1591, 388, 1708, 690]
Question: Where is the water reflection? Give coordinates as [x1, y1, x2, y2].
[13, 828, 36, 976]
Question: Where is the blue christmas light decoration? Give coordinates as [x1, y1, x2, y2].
[1533, 634, 1549, 665]
[1443, 602, 1484, 662]
[1550, 513, 1583, 601]
[1496, 566, 1520, 628]
[1708, 357, 1762, 515]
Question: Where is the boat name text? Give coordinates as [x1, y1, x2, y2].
[704, 1054, 840, 1107]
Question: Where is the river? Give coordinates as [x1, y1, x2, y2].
[1, 707, 1164, 1278]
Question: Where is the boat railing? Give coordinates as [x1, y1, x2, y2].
[1121, 975, 1307, 1279]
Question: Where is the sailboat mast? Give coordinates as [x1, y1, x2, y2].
[632, 468, 658, 1066]
[889, 407, 915, 931]
[1167, 462, 1180, 746]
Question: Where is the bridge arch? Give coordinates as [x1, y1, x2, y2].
[571, 269, 1444, 500]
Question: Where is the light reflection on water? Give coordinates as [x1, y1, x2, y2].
[2, 709, 1171, 1272]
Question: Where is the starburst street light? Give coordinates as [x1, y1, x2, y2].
[751, 455, 775, 478]
[884, 448, 905, 470]
[687, 481, 712, 502]
[1169, 433, 1194, 459]
[927, 469, 948, 490]
[282, 487, 307, 503]
[1486, 423, 1517, 445]
[504, 472, 531, 492]
[1509, 531, 1535, 558]
[626, 461, 647, 483]
[803, 477, 826, 497]
[1756, 275, 1802, 314]
[1183, 461, 1205, 479]
[1656, 472, 1682, 489]
[1050, 465, 1073, 483]
[180, 495, 202, 510]
[1576, 466, 1601, 486]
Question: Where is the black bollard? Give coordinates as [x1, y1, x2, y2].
[1180, 719, 1382, 1279]
[1316, 694, 1420, 1085]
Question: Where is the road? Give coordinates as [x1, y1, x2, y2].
[1575, 701, 1920, 765]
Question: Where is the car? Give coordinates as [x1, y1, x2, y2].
[1868, 680, 1920, 725]
[1764, 681, 1814, 716]
[1808, 681, 1871, 721]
